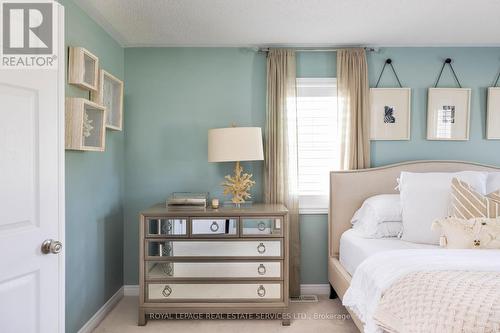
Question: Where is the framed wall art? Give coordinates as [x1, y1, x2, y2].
[487, 87, 500, 139]
[91, 69, 124, 131]
[427, 88, 471, 141]
[68, 47, 99, 91]
[65, 98, 106, 151]
[370, 88, 411, 140]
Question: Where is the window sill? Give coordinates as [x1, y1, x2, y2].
[299, 207, 328, 215]
[299, 194, 329, 215]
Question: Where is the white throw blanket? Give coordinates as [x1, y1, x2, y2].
[374, 270, 500, 332]
[342, 249, 500, 333]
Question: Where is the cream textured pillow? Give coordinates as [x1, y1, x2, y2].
[431, 217, 500, 249]
[451, 177, 500, 219]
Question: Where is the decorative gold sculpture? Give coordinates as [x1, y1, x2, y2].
[221, 161, 256, 205]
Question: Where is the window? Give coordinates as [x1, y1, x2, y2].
[296, 78, 339, 213]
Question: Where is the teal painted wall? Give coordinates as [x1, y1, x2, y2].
[299, 214, 329, 283]
[123, 48, 266, 283]
[123, 47, 500, 286]
[60, 1, 125, 332]
[296, 51, 336, 78]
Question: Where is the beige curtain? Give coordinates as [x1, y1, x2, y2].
[264, 49, 300, 297]
[337, 48, 371, 170]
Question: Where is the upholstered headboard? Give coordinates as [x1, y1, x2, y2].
[328, 160, 500, 258]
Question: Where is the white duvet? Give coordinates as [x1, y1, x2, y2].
[342, 249, 500, 333]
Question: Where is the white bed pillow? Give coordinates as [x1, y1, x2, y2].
[351, 194, 402, 238]
[399, 171, 488, 245]
[487, 172, 500, 194]
[352, 221, 402, 238]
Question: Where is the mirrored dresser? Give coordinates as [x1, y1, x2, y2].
[138, 203, 289, 325]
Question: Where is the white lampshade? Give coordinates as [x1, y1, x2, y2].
[208, 127, 264, 162]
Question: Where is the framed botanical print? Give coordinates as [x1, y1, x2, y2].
[487, 87, 500, 139]
[427, 88, 471, 141]
[370, 88, 411, 140]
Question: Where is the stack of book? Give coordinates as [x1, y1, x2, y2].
[167, 192, 208, 209]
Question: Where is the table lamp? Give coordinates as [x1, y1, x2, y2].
[208, 127, 264, 206]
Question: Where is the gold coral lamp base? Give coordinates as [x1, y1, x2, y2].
[221, 161, 256, 206]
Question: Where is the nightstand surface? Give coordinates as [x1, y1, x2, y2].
[141, 203, 288, 217]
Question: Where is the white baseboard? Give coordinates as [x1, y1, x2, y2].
[124, 284, 140, 296]
[78, 286, 124, 333]
[124, 284, 329, 297]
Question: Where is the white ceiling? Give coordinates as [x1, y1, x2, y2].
[75, 0, 500, 48]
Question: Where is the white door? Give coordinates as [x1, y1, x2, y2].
[0, 3, 65, 333]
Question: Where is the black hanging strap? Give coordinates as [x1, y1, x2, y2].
[434, 58, 462, 88]
[375, 59, 403, 88]
[494, 70, 500, 87]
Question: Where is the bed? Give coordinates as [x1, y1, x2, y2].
[328, 160, 500, 332]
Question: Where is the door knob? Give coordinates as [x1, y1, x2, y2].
[41, 239, 62, 254]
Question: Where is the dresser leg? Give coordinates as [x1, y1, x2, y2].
[281, 319, 291, 326]
[329, 284, 338, 299]
[138, 309, 146, 326]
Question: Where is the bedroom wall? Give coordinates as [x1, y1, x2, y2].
[123, 48, 266, 283]
[369, 48, 500, 166]
[123, 47, 500, 286]
[299, 47, 500, 167]
[59, 1, 125, 332]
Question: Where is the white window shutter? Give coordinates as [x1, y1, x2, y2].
[296, 78, 338, 212]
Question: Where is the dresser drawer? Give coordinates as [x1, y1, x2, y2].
[146, 240, 282, 258]
[146, 261, 282, 279]
[147, 283, 282, 302]
[241, 217, 282, 236]
[146, 218, 187, 237]
[191, 218, 237, 236]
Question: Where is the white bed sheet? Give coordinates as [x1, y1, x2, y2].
[339, 229, 438, 276]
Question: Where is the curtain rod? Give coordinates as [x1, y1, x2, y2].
[257, 47, 378, 53]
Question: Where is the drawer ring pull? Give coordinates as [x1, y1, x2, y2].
[162, 285, 172, 298]
[257, 243, 266, 254]
[257, 285, 266, 297]
[210, 221, 220, 232]
[161, 243, 172, 256]
[161, 263, 173, 276]
[258, 222, 266, 231]
[160, 222, 171, 234]
[257, 264, 266, 275]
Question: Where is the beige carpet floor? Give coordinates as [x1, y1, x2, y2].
[93, 295, 358, 333]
